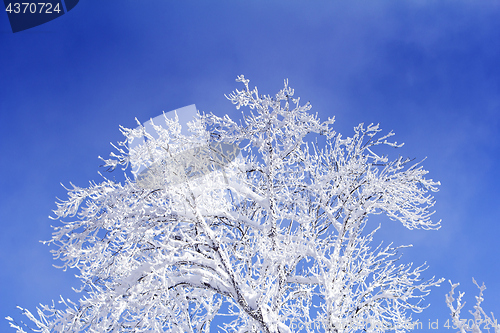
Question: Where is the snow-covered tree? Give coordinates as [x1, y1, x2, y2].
[9, 76, 444, 333]
[446, 279, 499, 333]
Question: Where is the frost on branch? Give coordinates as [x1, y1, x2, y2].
[446, 279, 499, 333]
[11, 76, 443, 333]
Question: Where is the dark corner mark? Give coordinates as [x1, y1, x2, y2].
[3, 0, 79, 33]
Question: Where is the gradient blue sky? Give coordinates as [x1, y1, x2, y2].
[1, 1, 499, 331]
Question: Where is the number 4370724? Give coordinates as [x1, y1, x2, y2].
[5, 3, 62, 14]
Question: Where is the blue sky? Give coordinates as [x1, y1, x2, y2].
[1, 1, 499, 331]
